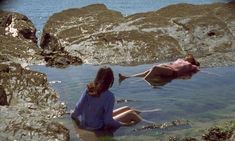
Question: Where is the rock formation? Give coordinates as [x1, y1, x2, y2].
[1, 2, 235, 141]
[0, 10, 43, 66]
[41, 3, 235, 67]
[0, 11, 69, 141]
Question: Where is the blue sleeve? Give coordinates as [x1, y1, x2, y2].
[103, 93, 121, 130]
[71, 89, 87, 119]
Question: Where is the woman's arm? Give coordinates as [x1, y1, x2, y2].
[71, 89, 87, 121]
[103, 93, 122, 130]
[191, 64, 200, 72]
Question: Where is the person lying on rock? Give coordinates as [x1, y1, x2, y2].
[119, 54, 200, 83]
[71, 66, 141, 133]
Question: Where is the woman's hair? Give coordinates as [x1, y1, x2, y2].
[184, 54, 200, 66]
[87, 66, 114, 96]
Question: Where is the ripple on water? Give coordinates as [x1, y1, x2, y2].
[30, 65, 235, 140]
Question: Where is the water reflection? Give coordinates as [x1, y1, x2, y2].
[118, 71, 197, 89]
[30, 65, 235, 140]
[145, 73, 196, 88]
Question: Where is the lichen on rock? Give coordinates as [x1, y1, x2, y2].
[0, 62, 69, 141]
[0, 10, 44, 66]
[0, 11, 69, 141]
[41, 2, 235, 67]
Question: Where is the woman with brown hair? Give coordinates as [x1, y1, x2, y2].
[71, 66, 141, 132]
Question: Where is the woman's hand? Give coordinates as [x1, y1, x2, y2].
[70, 110, 80, 125]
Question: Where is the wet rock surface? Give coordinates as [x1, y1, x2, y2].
[168, 136, 197, 141]
[0, 106, 69, 141]
[41, 49, 82, 68]
[0, 10, 44, 66]
[0, 62, 69, 141]
[0, 11, 69, 141]
[202, 121, 235, 141]
[166, 121, 235, 141]
[133, 120, 190, 132]
[41, 3, 235, 67]
[131, 119, 235, 141]
[1, 2, 235, 141]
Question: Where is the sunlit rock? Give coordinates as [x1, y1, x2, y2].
[0, 10, 44, 66]
[41, 2, 235, 67]
[0, 106, 69, 141]
[0, 62, 69, 141]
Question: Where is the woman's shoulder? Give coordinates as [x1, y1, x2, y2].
[81, 88, 91, 98]
[102, 90, 114, 98]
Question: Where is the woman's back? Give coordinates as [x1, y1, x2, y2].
[83, 89, 113, 129]
[72, 89, 121, 130]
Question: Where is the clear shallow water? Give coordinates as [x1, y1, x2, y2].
[2, 0, 235, 140]
[31, 64, 235, 140]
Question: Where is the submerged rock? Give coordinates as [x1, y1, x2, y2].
[167, 120, 235, 141]
[133, 119, 190, 132]
[202, 121, 235, 141]
[41, 2, 235, 67]
[0, 106, 69, 141]
[168, 136, 197, 141]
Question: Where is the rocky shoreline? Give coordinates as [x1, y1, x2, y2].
[0, 11, 69, 141]
[0, 2, 235, 141]
[41, 3, 235, 67]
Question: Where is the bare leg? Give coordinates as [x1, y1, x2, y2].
[113, 109, 142, 125]
[131, 70, 150, 77]
[113, 106, 131, 117]
[119, 70, 150, 83]
[113, 106, 140, 117]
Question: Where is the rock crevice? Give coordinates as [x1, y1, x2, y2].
[40, 3, 235, 67]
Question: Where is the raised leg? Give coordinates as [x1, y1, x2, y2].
[131, 70, 150, 77]
[113, 106, 131, 117]
[119, 70, 150, 84]
[113, 109, 142, 125]
[113, 106, 140, 117]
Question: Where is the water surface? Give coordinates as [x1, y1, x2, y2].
[3, 0, 235, 140]
[31, 64, 235, 140]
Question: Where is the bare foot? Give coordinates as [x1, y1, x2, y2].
[118, 73, 128, 84]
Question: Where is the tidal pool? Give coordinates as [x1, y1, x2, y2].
[31, 64, 235, 140]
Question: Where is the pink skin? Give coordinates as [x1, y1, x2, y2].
[122, 58, 199, 81]
[119, 56, 200, 83]
[145, 59, 199, 80]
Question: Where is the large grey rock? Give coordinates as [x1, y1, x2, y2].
[0, 11, 70, 140]
[0, 62, 69, 141]
[0, 10, 44, 66]
[0, 106, 69, 141]
[41, 3, 235, 67]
